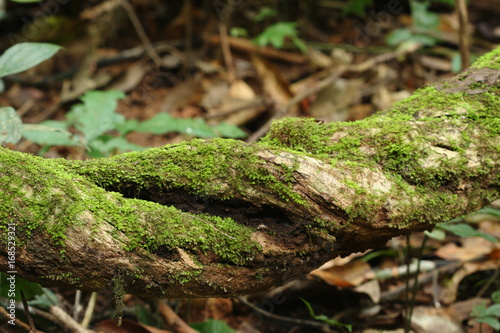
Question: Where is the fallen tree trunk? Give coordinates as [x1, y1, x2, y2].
[1, 47, 499, 298]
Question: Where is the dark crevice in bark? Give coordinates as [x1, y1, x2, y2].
[101, 182, 302, 237]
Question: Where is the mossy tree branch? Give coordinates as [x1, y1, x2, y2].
[1, 47, 499, 297]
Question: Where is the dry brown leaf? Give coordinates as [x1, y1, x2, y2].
[161, 78, 205, 113]
[107, 60, 148, 93]
[411, 306, 462, 333]
[251, 55, 295, 115]
[354, 279, 381, 303]
[309, 78, 363, 121]
[435, 237, 494, 262]
[309, 260, 373, 287]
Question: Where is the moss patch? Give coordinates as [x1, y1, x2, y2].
[0, 147, 261, 266]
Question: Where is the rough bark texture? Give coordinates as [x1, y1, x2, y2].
[1, 47, 499, 298]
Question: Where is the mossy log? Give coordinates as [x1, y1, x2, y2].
[1, 48, 499, 298]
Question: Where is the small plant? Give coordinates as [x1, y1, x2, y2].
[22, 90, 140, 157]
[22, 90, 247, 157]
[343, 0, 373, 18]
[470, 290, 500, 331]
[386, 0, 440, 47]
[253, 22, 307, 52]
[300, 297, 353, 332]
[0, 42, 61, 89]
[229, 6, 307, 52]
[425, 205, 500, 243]
[0, 42, 62, 144]
[0, 43, 246, 156]
[190, 318, 236, 333]
[405, 204, 500, 332]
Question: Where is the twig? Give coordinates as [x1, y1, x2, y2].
[205, 97, 270, 119]
[158, 300, 198, 333]
[50, 305, 94, 333]
[73, 290, 82, 321]
[237, 296, 327, 328]
[0, 305, 32, 331]
[348, 42, 422, 72]
[81, 292, 98, 329]
[20, 290, 43, 333]
[219, 23, 236, 82]
[184, 0, 193, 71]
[406, 236, 428, 333]
[247, 42, 422, 142]
[120, 0, 162, 66]
[218, 0, 236, 82]
[456, 0, 470, 70]
[207, 35, 307, 64]
[17, 98, 35, 117]
[246, 65, 346, 142]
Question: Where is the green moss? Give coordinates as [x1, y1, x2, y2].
[62, 138, 308, 206]
[170, 269, 203, 284]
[0, 149, 90, 249]
[0, 147, 262, 266]
[470, 47, 500, 70]
[260, 99, 498, 226]
[112, 274, 125, 324]
[344, 179, 367, 195]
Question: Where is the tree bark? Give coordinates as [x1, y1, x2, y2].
[1, 47, 499, 298]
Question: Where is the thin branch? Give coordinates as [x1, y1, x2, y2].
[237, 296, 327, 329]
[120, 0, 162, 66]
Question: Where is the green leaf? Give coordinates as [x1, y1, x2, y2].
[135, 113, 219, 138]
[22, 121, 78, 146]
[386, 28, 437, 47]
[300, 297, 316, 317]
[292, 37, 308, 53]
[386, 29, 412, 46]
[212, 122, 247, 138]
[476, 317, 500, 330]
[67, 90, 125, 143]
[136, 113, 247, 138]
[424, 228, 446, 240]
[411, 1, 439, 29]
[135, 303, 163, 327]
[28, 291, 58, 309]
[0, 273, 43, 301]
[190, 319, 236, 333]
[485, 304, 500, 317]
[115, 118, 140, 136]
[471, 303, 488, 317]
[229, 27, 248, 38]
[451, 53, 462, 73]
[492, 290, 500, 303]
[476, 207, 500, 218]
[134, 113, 173, 134]
[410, 34, 438, 46]
[343, 0, 373, 18]
[89, 136, 144, 156]
[0, 106, 22, 144]
[253, 6, 277, 22]
[437, 223, 498, 243]
[0, 42, 62, 78]
[299, 298, 352, 331]
[254, 22, 299, 49]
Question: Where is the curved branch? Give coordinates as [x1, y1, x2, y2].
[1, 47, 499, 297]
